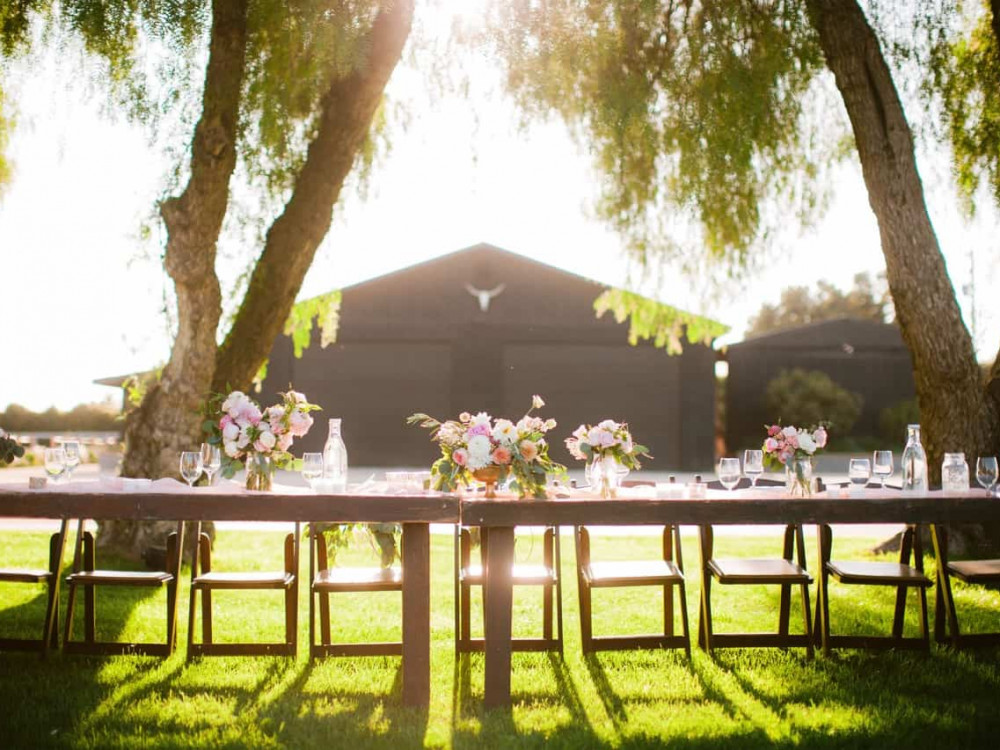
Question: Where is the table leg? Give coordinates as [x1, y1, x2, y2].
[402, 522, 430, 707]
[42, 518, 70, 656]
[483, 525, 515, 709]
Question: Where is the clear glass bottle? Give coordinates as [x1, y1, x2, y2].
[901, 424, 928, 493]
[941, 452, 970, 492]
[322, 418, 348, 492]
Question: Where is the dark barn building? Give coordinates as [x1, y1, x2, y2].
[259, 244, 719, 470]
[724, 318, 916, 452]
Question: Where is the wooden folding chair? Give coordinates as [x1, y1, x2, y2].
[0, 521, 69, 655]
[63, 519, 184, 656]
[575, 524, 690, 656]
[931, 525, 1000, 648]
[455, 525, 563, 654]
[699, 478, 814, 656]
[309, 523, 403, 658]
[815, 523, 931, 654]
[187, 521, 299, 658]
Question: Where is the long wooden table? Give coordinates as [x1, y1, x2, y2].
[0, 483, 460, 707]
[459, 488, 999, 709]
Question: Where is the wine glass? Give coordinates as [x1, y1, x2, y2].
[200, 443, 222, 486]
[44, 447, 67, 484]
[872, 450, 893, 489]
[976, 456, 998, 495]
[848, 458, 871, 494]
[61, 440, 81, 481]
[179, 451, 203, 488]
[717, 457, 741, 491]
[302, 452, 324, 490]
[743, 449, 764, 489]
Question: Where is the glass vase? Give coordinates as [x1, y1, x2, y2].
[590, 454, 624, 499]
[785, 457, 813, 498]
[245, 452, 274, 492]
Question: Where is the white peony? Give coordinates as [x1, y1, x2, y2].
[223, 440, 240, 458]
[237, 425, 252, 449]
[797, 432, 816, 453]
[222, 391, 247, 415]
[257, 430, 277, 450]
[782, 425, 797, 438]
[222, 422, 240, 442]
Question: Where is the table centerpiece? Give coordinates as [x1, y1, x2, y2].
[408, 395, 565, 499]
[762, 423, 828, 497]
[565, 420, 650, 498]
[204, 389, 320, 491]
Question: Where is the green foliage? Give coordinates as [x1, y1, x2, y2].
[490, 0, 830, 271]
[0, 429, 25, 463]
[879, 398, 921, 445]
[747, 272, 891, 337]
[594, 288, 729, 354]
[0, 401, 122, 433]
[765, 368, 863, 436]
[283, 289, 342, 358]
[927, 0, 1000, 212]
[0, 83, 12, 196]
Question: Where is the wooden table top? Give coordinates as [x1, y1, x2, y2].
[0, 482, 461, 523]
[459, 488, 999, 526]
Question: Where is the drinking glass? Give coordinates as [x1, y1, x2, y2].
[302, 452, 324, 489]
[976, 456, 998, 495]
[179, 451, 203, 488]
[62, 440, 81, 481]
[200, 443, 222, 486]
[743, 449, 764, 489]
[718, 457, 741, 491]
[44, 447, 67, 483]
[848, 458, 871, 493]
[872, 450, 893, 488]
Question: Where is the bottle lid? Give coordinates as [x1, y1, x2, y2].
[694, 474, 702, 483]
[668, 475, 676, 483]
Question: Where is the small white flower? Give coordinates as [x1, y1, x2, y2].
[470, 412, 492, 428]
[532, 394, 545, 410]
[492, 419, 517, 445]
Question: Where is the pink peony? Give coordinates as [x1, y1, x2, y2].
[768, 424, 782, 437]
[288, 410, 313, 438]
[764, 437, 779, 453]
[492, 447, 512, 465]
[452, 448, 469, 467]
[276, 432, 293, 452]
[813, 427, 828, 448]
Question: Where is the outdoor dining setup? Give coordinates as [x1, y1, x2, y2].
[2, 393, 1000, 711]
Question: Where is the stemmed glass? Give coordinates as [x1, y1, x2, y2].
[62, 440, 81, 482]
[200, 443, 222, 486]
[718, 457, 741, 491]
[743, 449, 764, 489]
[44, 447, 67, 484]
[179, 452, 203, 488]
[872, 451, 893, 489]
[976, 456, 998, 495]
[848, 458, 871, 494]
[302, 452, 324, 490]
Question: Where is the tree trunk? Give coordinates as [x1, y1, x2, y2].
[108, 0, 249, 560]
[212, 0, 415, 393]
[808, 0, 997, 474]
[992, 0, 1000, 52]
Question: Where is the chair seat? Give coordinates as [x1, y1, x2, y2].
[461, 563, 555, 585]
[709, 558, 812, 584]
[192, 571, 294, 589]
[584, 560, 684, 587]
[314, 566, 402, 591]
[946, 559, 1000, 584]
[826, 560, 931, 587]
[0, 568, 51, 583]
[67, 569, 173, 586]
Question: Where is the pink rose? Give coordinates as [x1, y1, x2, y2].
[764, 437, 778, 453]
[288, 410, 313, 438]
[767, 424, 782, 437]
[452, 448, 469, 467]
[492, 447, 512, 465]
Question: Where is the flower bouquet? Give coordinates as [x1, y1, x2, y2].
[204, 389, 320, 491]
[407, 395, 566, 499]
[762, 423, 828, 497]
[565, 420, 650, 498]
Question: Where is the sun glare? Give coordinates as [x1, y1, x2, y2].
[432, 0, 492, 27]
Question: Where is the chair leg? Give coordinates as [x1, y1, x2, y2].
[554, 526, 564, 654]
[83, 532, 96, 643]
[931, 525, 961, 646]
[165, 531, 179, 654]
[778, 526, 794, 638]
[698, 526, 714, 653]
[543, 529, 553, 641]
[678, 580, 692, 658]
[284, 533, 297, 649]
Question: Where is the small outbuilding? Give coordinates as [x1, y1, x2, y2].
[724, 318, 916, 451]
[259, 243, 721, 470]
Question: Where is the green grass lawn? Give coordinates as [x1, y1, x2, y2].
[2, 526, 1000, 749]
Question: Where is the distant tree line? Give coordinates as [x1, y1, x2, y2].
[0, 402, 122, 433]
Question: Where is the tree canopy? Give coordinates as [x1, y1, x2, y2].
[746, 272, 890, 337]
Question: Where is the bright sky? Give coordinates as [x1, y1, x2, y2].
[0, 4, 997, 413]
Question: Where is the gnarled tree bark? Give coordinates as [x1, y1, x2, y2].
[809, 0, 999, 553]
[212, 0, 415, 393]
[105, 0, 249, 559]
